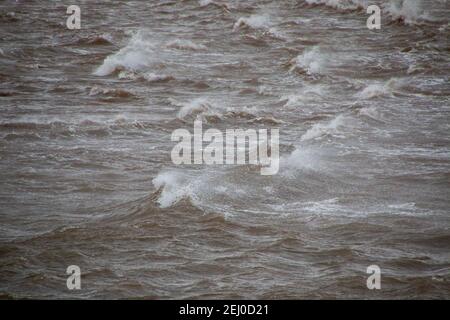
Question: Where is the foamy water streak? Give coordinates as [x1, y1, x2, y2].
[0, 0, 449, 299]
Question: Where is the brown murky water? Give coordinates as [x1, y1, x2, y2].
[0, 0, 449, 299]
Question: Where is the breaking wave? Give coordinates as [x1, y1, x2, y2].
[289, 46, 327, 76]
[117, 70, 174, 83]
[169, 97, 222, 120]
[94, 30, 157, 76]
[233, 14, 272, 31]
[166, 39, 207, 51]
[356, 78, 407, 99]
[304, 0, 438, 25]
[300, 115, 350, 141]
[304, 0, 369, 11]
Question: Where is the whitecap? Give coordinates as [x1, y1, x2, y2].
[356, 79, 403, 99]
[94, 30, 156, 76]
[300, 115, 348, 141]
[233, 14, 272, 31]
[289, 46, 326, 76]
[281, 85, 326, 107]
[166, 39, 207, 51]
[305, 0, 369, 11]
[169, 97, 221, 119]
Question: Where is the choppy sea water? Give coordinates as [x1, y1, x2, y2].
[0, 0, 449, 299]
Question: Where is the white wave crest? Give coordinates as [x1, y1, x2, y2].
[166, 39, 207, 51]
[233, 14, 272, 31]
[117, 70, 174, 83]
[281, 85, 326, 107]
[305, 0, 435, 25]
[358, 106, 384, 121]
[94, 30, 155, 76]
[290, 47, 326, 75]
[300, 115, 348, 141]
[356, 79, 403, 99]
[95, 32, 207, 79]
[169, 97, 221, 119]
[384, 0, 433, 25]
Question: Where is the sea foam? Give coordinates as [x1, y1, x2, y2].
[384, 0, 432, 25]
[300, 115, 348, 141]
[290, 47, 327, 76]
[233, 14, 272, 31]
[94, 31, 155, 76]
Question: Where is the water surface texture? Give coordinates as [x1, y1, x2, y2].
[0, 0, 449, 299]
